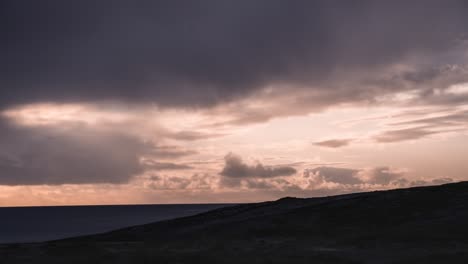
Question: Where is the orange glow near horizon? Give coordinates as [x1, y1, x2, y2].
[0, 101, 467, 206]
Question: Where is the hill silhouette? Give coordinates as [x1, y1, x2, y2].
[2, 182, 468, 263]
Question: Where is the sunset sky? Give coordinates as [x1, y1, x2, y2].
[2, 1, 468, 206]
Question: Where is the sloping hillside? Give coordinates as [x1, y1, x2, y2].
[2, 182, 468, 264]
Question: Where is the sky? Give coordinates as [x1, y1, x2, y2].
[1, 0, 468, 206]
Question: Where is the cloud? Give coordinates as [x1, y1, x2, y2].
[431, 177, 454, 185]
[167, 130, 226, 141]
[220, 153, 297, 178]
[407, 177, 454, 187]
[0, 118, 147, 185]
[374, 127, 443, 143]
[143, 161, 193, 171]
[148, 176, 191, 190]
[313, 139, 353, 148]
[305, 166, 362, 184]
[304, 166, 406, 186]
[302, 165, 455, 192]
[146, 145, 198, 159]
[0, 112, 201, 185]
[244, 179, 275, 190]
[0, 102, 215, 186]
[391, 110, 468, 127]
[1, 1, 468, 111]
[146, 173, 213, 190]
[359, 167, 403, 185]
[340, 107, 468, 144]
[374, 126, 461, 143]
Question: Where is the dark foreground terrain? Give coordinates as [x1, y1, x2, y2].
[2, 182, 468, 264]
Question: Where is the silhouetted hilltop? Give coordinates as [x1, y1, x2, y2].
[2, 182, 468, 263]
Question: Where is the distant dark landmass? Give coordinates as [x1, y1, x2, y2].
[2, 182, 468, 263]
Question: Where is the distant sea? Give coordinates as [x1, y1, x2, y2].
[0, 204, 232, 244]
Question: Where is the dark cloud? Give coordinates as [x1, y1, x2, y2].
[305, 166, 362, 184]
[421, 90, 468, 106]
[1, 1, 468, 109]
[219, 177, 243, 188]
[244, 179, 274, 190]
[0, 118, 147, 185]
[0, 117, 204, 185]
[220, 153, 297, 178]
[313, 139, 353, 148]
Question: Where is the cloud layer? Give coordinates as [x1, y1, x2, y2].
[0, 118, 146, 185]
[2, 1, 468, 110]
[0, 110, 200, 185]
[1, 1, 467, 203]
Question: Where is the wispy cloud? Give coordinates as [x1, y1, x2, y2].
[374, 127, 443, 143]
[143, 162, 193, 171]
[313, 139, 354, 148]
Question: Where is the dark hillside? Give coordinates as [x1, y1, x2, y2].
[2, 182, 468, 263]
